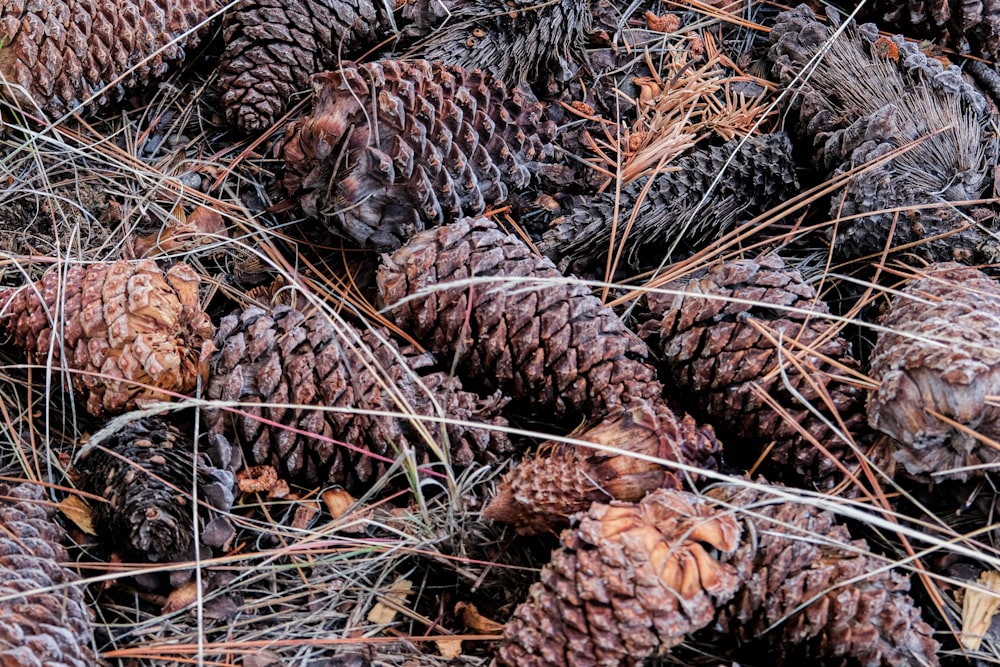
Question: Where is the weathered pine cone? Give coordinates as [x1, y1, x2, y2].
[277, 60, 557, 251]
[497, 484, 939, 666]
[861, 0, 1000, 59]
[868, 262, 1000, 481]
[0, 260, 215, 416]
[768, 5, 999, 263]
[218, 0, 388, 133]
[0, 0, 216, 117]
[0, 482, 94, 667]
[204, 304, 513, 488]
[634, 254, 874, 493]
[540, 134, 800, 274]
[74, 415, 236, 563]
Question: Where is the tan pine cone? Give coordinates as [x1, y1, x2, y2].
[484, 398, 720, 534]
[497, 484, 940, 666]
[377, 217, 663, 421]
[204, 304, 513, 488]
[868, 262, 1000, 481]
[277, 61, 557, 251]
[0, 0, 216, 118]
[0, 260, 215, 415]
[0, 482, 94, 666]
[634, 254, 874, 492]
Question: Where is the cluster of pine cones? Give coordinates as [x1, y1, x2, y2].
[4, 0, 1000, 665]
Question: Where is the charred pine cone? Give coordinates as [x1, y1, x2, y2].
[868, 262, 1000, 481]
[0, 260, 215, 416]
[768, 4, 999, 263]
[218, 0, 389, 133]
[204, 304, 513, 488]
[0, 482, 94, 667]
[634, 254, 876, 493]
[497, 485, 939, 667]
[277, 60, 558, 251]
[74, 415, 236, 563]
[0, 0, 215, 118]
[540, 134, 800, 274]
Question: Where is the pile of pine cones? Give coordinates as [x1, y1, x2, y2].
[4, 0, 1000, 665]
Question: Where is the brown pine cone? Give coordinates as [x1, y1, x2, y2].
[0, 0, 215, 118]
[204, 304, 513, 488]
[484, 398, 720, 534]
[634, 254, 874, 493]
[377, 216, 663, 421]
[74, 415, 236, 563]
[767, 5, 999, 263]
[0, 260, 215, 416]
[497, 484, 940, 667]
[868, 262, 1000, 481]
[218, 0, 388, 133]
[0, 482, 94, 667]
[277, 60, 557, 251]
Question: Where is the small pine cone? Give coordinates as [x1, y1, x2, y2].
[74, 415, 236, 563]
[204, 304, 513, 488]
[867, 262, 1000, 481]
[767, 5, 999, 263]
[497, 485, 940, 667]
[377, 217, 664, 421]
[484, 398, 720, 534]
[0, 0, 215, 118]
[539, 134, 800, 274]
[634, 254, 873, 492]
[0, 483, 94, 667]
[218, 0, 388, 133]
[277, 60, 557, 251]
[0, 260, 215, 416]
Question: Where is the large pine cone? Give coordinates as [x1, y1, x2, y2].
[767, 5, 999, 263]
[0, 0, 215, 117]
[0, 260, 215, 415]
[277, 60, 557, 251]
[74, 415, 236, 563]
[634, 254, 874, 493]
[868, 262, 1000, 481]
[218, 0, 388, 133]
[377, 216, 663, 421]
[0, 482, 94, 667]
[497, 484, 939, 666]
[861, 0, 1000, 59]
[540, 134, 800, 274]
[204, 304, 513, 488]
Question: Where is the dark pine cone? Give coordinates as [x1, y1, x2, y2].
[0, 482, 94, 666]
[74, 415, 236, 563]
[868, 262, 1000, 481]
[277, 59, 557, 251]
[204, 304, 513, 488]
[218, 0, 389, 133]
[767, 4, 999, 263]
[540, 134, 801, 275]
[497, 484, 939, 666]
[634, 253, 877, 493]
[861, 0, 1000, 60]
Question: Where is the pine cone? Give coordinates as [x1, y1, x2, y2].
[204, 304, 513, 488]
[860, 0, 1000, 60]
[0, 0, 215, 118]
[497, 484, 940, 666]
[539, 134, 800, 274]
[0, 482, 94, 667]
[634, 254, 875, 493]
[0, 260, 215, 416]
[74, 415, 236, 563]
[277, 60, 557, 251]
[484, 398, 720, 534]
[218, 0, 388, 133]
[767, 5, 999, 263]
[868, 262, 1000, 481]
[377, 216, 663, 421]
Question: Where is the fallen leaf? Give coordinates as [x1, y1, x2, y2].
[58, 495, 96, 535]
[367, 577, 413, 625]
[962, 570, 1000, 650]
[435, 638, 463, 658]
[322, 488, 356, 519]
[292, 501, 320, 530]
[455, 601, 505, 633]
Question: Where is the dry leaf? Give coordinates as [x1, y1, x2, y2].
[455, 601, 505, 634]
[367, 577, 413, 625]
[58, 495, 96, 536]
[322, 489, 356, 519]
[962, 570, 1000, 650]
[292, 501, 320, 530]
[435, 638, 463, 658]
[163, 580, 200, 614]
